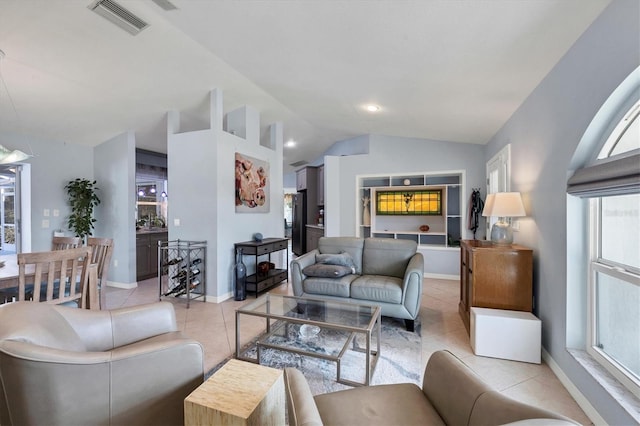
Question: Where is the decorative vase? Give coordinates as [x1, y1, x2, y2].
[234, 248, 247, 301]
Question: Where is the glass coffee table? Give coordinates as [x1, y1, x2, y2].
[236, 294, 381, 386]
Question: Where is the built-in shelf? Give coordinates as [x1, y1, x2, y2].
[357, 171, 464, 249]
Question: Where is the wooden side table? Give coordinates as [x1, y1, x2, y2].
[184, 359, 285, 426]
[458, 239, 533, 334]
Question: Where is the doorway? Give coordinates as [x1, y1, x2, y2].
[0, 165, 20, 254]
[485, 144, 511, 239]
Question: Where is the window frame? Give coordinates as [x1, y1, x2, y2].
[584, 100, 640, 398]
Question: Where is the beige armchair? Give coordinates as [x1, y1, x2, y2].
[0, 301, 204, 426]
[285, 350, 580, 426]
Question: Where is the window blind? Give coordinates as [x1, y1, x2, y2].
[567, 153, 640, 197]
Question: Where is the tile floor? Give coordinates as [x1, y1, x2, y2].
[104, 276, 592, 425]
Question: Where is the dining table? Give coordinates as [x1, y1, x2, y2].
[0, 253, 99, 309]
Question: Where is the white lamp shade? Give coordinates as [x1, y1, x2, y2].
[482, 193, 495, 217]
[489, 192, 526, 217]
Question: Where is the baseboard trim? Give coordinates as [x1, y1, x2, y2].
[105, 281, 137, 289]
[542, 348, 605, 425]
[202, 292, 233, 304]
[423, 273, 459, 280]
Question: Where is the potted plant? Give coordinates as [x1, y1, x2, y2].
[65, 178, 101, 241]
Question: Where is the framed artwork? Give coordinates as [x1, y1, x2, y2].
[235, 152, 270, 213]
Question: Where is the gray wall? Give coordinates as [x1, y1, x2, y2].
[484, 1, 639, 424]
[327, 133, 486, 276]
[94, 131, 137, 285]
[0, 132, 93, 252]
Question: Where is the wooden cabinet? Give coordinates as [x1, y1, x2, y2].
[296, 166, 318, 194]
[136, 231, 167, 281]
[306, 225, 324, 252]
[296, 168, 307, 191]
[458, 239, 533, 334]
[235, 238, 289, 297]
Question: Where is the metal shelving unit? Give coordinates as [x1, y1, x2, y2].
[158, 239, 206, 308]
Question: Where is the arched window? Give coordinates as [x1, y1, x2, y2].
[568, 97, 639, 398]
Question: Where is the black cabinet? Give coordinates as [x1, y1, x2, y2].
[234, 238, 289, 297]
[317, 165, 324, 205]
[136, 231, 167, 281]
[306, 225, 324, 252]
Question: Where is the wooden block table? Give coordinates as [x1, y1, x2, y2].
[184, 359, 285, 426]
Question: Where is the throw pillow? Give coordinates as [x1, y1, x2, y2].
[303, 263, 353, 278]
[316, 252, 356, 273]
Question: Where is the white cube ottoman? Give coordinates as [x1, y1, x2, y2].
[470, 307, 541, 364]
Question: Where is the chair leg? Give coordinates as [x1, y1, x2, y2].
[404, 319, 415, 332]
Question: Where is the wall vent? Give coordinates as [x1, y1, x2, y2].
[89, 0, 149, 35]
[290, 160, 308, 167]
[151, 0, 178, 11]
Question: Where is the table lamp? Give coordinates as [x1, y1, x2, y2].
[482, 192, 525, 245]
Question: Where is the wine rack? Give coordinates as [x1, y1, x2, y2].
[158, 239, 207, 308]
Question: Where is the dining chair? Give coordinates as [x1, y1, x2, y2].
[87, 237, 114, 309]
[51, 236, 81, 250]
[17, 246, 97, 309]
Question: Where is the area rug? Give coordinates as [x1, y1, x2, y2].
[210, 316, 422, 395]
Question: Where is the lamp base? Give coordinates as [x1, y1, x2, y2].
[490, 220, 513, 245]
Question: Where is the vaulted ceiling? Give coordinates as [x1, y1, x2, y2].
[0, 1, 611, 172]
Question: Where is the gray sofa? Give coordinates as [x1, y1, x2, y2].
[290, 237, 423, 331]
[284, 350, 580, 426]
[0, 301, 204, 426]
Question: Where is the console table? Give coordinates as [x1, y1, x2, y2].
[459, 239, 533, 334]
[235, 238, 289, 297]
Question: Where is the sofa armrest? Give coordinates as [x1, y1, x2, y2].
[290, 249, 319, 296]
[110, 302, 178, 348]
[469, 391, 580, 426]
[422, 350, 492, 426]
[284, 368, 323, 426]
[401, 252, 424, 319]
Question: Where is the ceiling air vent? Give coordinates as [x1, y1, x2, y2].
[151, 0, 178, 11]
[290, 160, 308, 167]
[89, 0, 149, 35]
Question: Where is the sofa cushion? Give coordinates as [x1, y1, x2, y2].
[351, 275, 403, 304]
[314, 383, 445, 426]
[303, 263, 353, 278]
[303, 275, 357, 297]
[362, 238, 417, 278]
[318, 237, 364, 275]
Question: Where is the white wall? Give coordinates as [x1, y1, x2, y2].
[168, 90, 284, 301]
[484, 1, 640, 424]
[94, 131, 137, 285]
[327, 134, 485, 277]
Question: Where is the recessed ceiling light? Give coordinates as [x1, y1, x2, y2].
[365, 104, 381, 112]
[285, 140, 296, 148]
